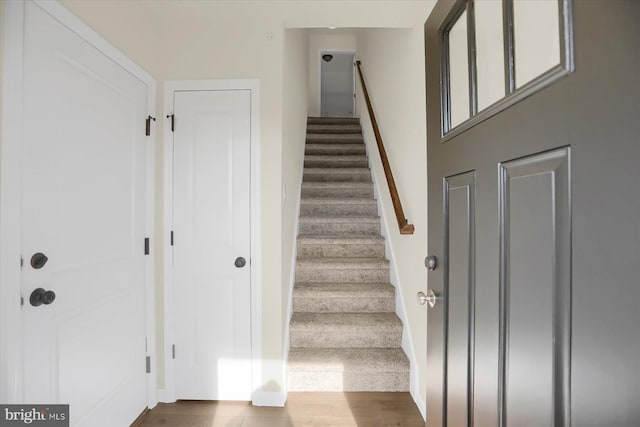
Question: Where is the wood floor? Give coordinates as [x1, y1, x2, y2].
[135, 392, 424, 427]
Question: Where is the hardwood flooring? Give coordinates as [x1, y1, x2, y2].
[135, 392, 424, 427]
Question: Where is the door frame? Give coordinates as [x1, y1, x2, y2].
[0, 0, 157, 406]
[161, 80, 262, 404]
[318, 49, 356, 117]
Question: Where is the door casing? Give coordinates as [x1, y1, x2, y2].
[0, 0, 157, 406]
[161, 79, 262, 404]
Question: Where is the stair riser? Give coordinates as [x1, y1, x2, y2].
[295, 268, 389, 283]
[304, 159, 369, 169]
[290, 329, 401, 348]
[299, 222, 380, 234]
[287, 372, 409, 392]
[300, 204, 377, 216]
[297, 243, 384, 258]
[303, 172, 371, 183]
[301, 187, 374, 198]
[305, 146, 366, 156]
[306, 126, 362, 134]
[293, 297, 394, 313]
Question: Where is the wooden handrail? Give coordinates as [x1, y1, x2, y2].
[355, 61, 415, 235]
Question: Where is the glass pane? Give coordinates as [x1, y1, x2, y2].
[514, 0, 561, 88]
[449, 10, 470, 129]
[475, 0, 505, 111]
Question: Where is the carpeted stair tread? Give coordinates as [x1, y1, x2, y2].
[287, 348, 409, 373]
[301, 182, 374, 198]
[296, 257, 389, 269]
[290, 312, 402, 332]
[293, 282, 395, 313]
[299, 215, 379, 222]
[306, 124, 362, 134]
[306, 134, 364, 144]
[305, 143, 366, 155]
[307, 117, 360, 125]
[304, 156, 369, 169]
[303, 168, 372, 183]
[293, 282, 395, 298]
[297, 234, 384, 244]
[301, 198, 377, 205]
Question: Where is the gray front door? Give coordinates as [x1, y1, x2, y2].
[425, 1, 640, 426]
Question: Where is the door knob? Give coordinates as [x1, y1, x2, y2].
[30, 252, 48, 269]
[234, 257, 246, 268]
[30, 288, 56, 307]
[425, 255, 438, 271]
[417, 289, 439, 308]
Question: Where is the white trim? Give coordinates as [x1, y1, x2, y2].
[144, 77, 158, 412]
[318, 49, 357, 118]
[162, 79, 262, 405]
[0, 0, 26, 404]
[0, 0, 156, 408]
[251, 390, 286, 407]
[412, 387, 427, 421]
[282, 173, 304, 397]
[359, 116, 426, 420]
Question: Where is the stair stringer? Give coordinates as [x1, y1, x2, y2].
[282, 158, 305, 399]
[359, 117, 426, 420]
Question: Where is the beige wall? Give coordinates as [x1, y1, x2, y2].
[354, 27, 430, 407]
[3, 0, 434, 400]
[307, 29, 358, 116]
[281, 28, 309, 358]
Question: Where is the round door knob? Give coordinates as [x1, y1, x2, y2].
[31, 252, 48, 269]
[30, 288, 46, 306]
[29, 288, 56, 306]
[234, 257, 246, 268]
[425, 255, 438, 271]
[42, 290, 56, 305]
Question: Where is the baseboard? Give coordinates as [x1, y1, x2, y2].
[411, 385, 427, 421]
[252, 389, 287, 407]
[156, 388, 175, 404]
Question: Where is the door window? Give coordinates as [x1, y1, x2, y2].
[440, 0, 574, 139]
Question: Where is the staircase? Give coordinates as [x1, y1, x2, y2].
[287, 117, 410, 392]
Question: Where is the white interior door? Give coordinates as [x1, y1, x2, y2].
[172, 90, 252, 401]
[20, 2, 149, 426]
[321, 52, 355, 117]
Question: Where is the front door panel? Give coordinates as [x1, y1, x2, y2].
[426, 1, 640, 426]
[444, 172, 475, 427]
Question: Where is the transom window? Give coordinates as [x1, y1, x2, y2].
[441, 0, 574, 139]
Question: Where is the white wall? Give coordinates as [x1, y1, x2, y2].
[307, 29, 357, 116]
[0, 0, 434, 402]
[355, 27, 431, 414]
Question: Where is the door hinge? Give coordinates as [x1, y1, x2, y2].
[144, 237, 150, 255]
[146, 356, 151, 374]
[145, 115, 156, 136]
[166, 114, 175, 132]
[170, 231, 174, 246]
[172, 344, 176, 359]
